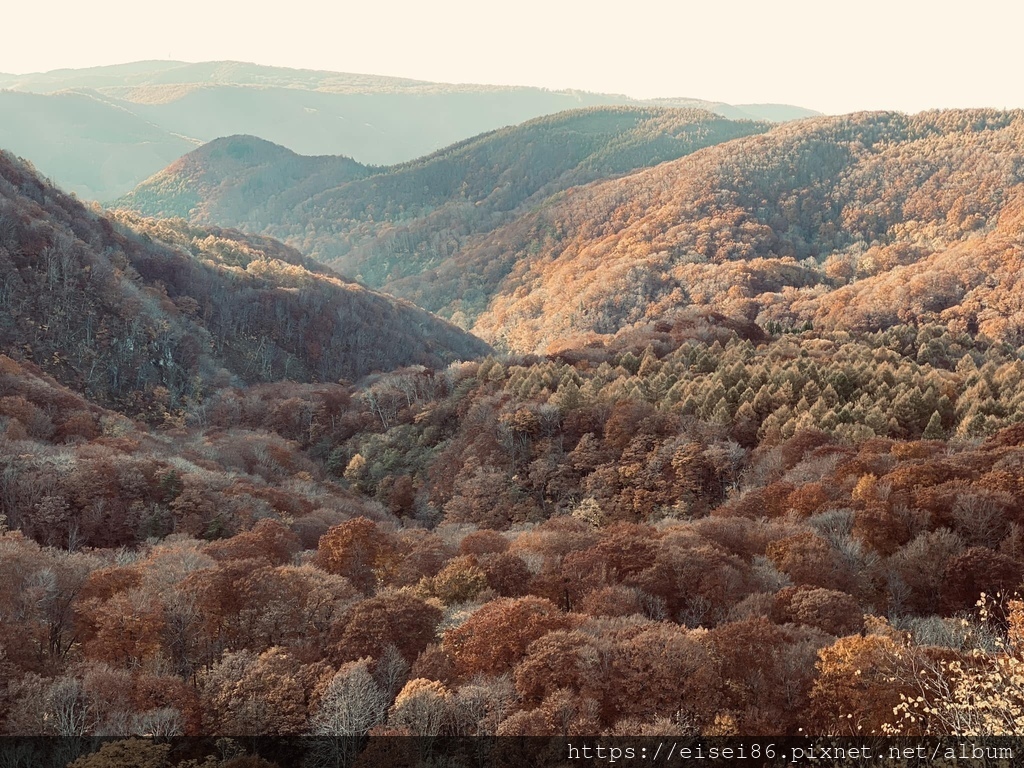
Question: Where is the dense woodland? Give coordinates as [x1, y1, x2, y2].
[121, 109, 1024, 359]
[5, 309, 1024, 741]
[3, 106, 1024, 755]
[0, 150, 487, 418]
[464, 110, 1024, 351]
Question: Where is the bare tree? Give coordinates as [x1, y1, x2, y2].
[45, 676, 89, 736]
[308, 658, 387, 766]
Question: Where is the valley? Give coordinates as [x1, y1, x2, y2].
[1, 56, 1023, 753]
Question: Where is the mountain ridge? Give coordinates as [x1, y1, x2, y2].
[117, 106, 773, 298]
[113, 134, 372, 222]
[1, 60, 820, 109]
[127, 107, 1024, 355]
[1, 60, 818, 200]
[454, 108, 1024, 351]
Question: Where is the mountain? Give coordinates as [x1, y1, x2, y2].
[648, 97, 820, 123]
[0, 149, 489, 419]
[125, 109, 1024, 355]
[1, 60, 818, 200]
[112, 135, 371, 222]
[0, 60, 440, 94]
[8, 90, 1024, 742]
[446, 109, 1024, 351]
[118, 107, 772, 295]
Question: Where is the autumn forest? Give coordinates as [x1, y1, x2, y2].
[2, 57, 1024, 765]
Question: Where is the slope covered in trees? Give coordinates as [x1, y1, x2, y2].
[5, 309, 1024, 742]
[457, 109, 1024, 352]
[8, 107, 1024, 746]
[119, 108, 772, 289]
[112, 135, 372, 223]
[121, 108, 1024, 355]
[0, 354, 380, 550]
[1, 60, 817, 201]
[0, 150, 488, 420]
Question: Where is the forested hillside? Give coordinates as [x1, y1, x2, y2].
[120, 108, 771, 288]
[458, 109, 1024, 351]
[6, 108, 1024, 750]
[0, 151, 488, 420]
[123, 109, 1024, 358]
[5, 308, 1024, 742]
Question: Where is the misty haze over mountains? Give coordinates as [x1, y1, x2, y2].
[0, 60, 819, 200]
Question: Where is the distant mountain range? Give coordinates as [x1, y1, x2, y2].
[0, 60, 819, 200]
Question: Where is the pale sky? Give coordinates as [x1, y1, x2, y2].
[4, 0, 1022, 115]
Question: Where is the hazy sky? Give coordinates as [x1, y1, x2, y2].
[4, 0, 1022, 115]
